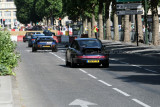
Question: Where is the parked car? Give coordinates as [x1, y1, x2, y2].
[32, 36, 57, 52]
[23, 32, 40, 42]
[28, 34, 45, 47]
[65, 38, 109, 68]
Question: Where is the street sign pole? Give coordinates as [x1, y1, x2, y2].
[144, 0, 148, 44]
[135, 14, 138, 46]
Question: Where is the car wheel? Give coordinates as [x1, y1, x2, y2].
[70, 58, 76, 68]
[102, 60, 109, 68]
[65, 56, 70, 66]
[52, 47, 58, 52]
[32, 47, 37, 52]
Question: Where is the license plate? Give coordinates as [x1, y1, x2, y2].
[43, 45, 50, 47]
[87, 60, 99, 63]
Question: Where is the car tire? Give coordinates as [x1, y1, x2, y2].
[70, 58, 76, 68]
[65, 56, 70, 66]
[102, 60, 109, 68]
[32, 47, 37, 52]
[52, 47, 57, 52]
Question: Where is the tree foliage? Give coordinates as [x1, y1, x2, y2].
[14, 0, 63, 24]
[0, 32, 19, 76]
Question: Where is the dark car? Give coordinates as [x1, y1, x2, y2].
[32, 36, 57, 52]
[43, 30, 55, 36]
[65, 38, 109, 68]
[28, 34, 45, 47]
[23, 32, 40, 42]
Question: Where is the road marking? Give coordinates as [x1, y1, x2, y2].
[49, 51, 154, 106]
[98, 80, 112, 86]
[111, 58, 158, 73]
[132, 99, 151, 107]
[113, 88, 130, 97]
[88, 74, 97, 79]
[131, 64, 142, 69]
[69, 99, 97, 106]
[144, 68, 157, 73]
[50, 52, 65, 62]
[79, 69, 87, 73]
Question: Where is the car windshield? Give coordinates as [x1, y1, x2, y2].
[78, 40, 101, 47]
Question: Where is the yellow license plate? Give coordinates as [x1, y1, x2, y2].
[43, 45, 50, 47]
[87, 60, 99, 63]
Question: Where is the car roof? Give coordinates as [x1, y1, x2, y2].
[38, 36, 53, 38]
[75, 38, 98, 41]
[33, 34, 45, 36]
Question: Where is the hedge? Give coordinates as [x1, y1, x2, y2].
[0, 31, 19, 76]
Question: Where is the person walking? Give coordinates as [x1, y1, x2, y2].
[94, 25, 98, 39]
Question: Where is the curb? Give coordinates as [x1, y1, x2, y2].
[0, 76, 13, 107]
[102, 40, 160, 60]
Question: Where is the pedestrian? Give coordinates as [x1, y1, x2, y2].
[94, 25, 98, 39]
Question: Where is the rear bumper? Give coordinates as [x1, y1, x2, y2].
[34, 45, 56, 50]
[73, 58, 109, 65]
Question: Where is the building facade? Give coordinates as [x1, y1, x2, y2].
[0, 0, 18, 29]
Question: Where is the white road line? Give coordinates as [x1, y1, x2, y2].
[98, 80, 112, 86]
[132, 99, 151, 107]
[50, 52, 65, 62]
[79, 69, 87, 73]
[113, 88, 130, 97]
[144, 68, 157, 73]
[111, 58, 158, 73]
[131, 64, 142, 69]
[88, 74, 97, 79]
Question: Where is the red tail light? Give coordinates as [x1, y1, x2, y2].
[77, 56, 107, 59]
[32, 39, 35, 41]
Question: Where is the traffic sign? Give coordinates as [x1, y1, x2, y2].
[116, 0, 142, 2]
[116, 3, 142, 9]
[117, 10, 143, 15]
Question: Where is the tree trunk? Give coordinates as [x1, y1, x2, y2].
[114, 14, 119, 41]
[83, 18, 86, 34]
[98, 0, 104, 40]
[105, 1, 111, 40]
[112, 1, 119, 41]
[91, 14, 95, 38]
[137, 15, 143, 42]
[151, 1, 159, 45]
[124, 15, 130, 42]
[88, 18, 92, 38]
[47, 17, 49, 26]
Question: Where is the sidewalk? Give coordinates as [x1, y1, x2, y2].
[102, 40, 160, 60]
[0, 76, 13, 107]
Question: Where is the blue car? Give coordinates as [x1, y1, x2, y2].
[28, 34, 45, 47]
[32, 36, 57, 52]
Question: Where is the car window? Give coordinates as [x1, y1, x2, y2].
[78, 40, 101, 47]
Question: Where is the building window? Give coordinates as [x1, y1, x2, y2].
[4, 11, 11, 17]
[13, 11, 16, 17]
[0, 11, 2, 17]
[5, 19, 11, 24]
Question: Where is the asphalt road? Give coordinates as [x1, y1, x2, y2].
[14, 42, 160, 107]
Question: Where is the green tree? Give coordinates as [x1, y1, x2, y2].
[14, 0, 42, 24]
[36, 0, 63, 26]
